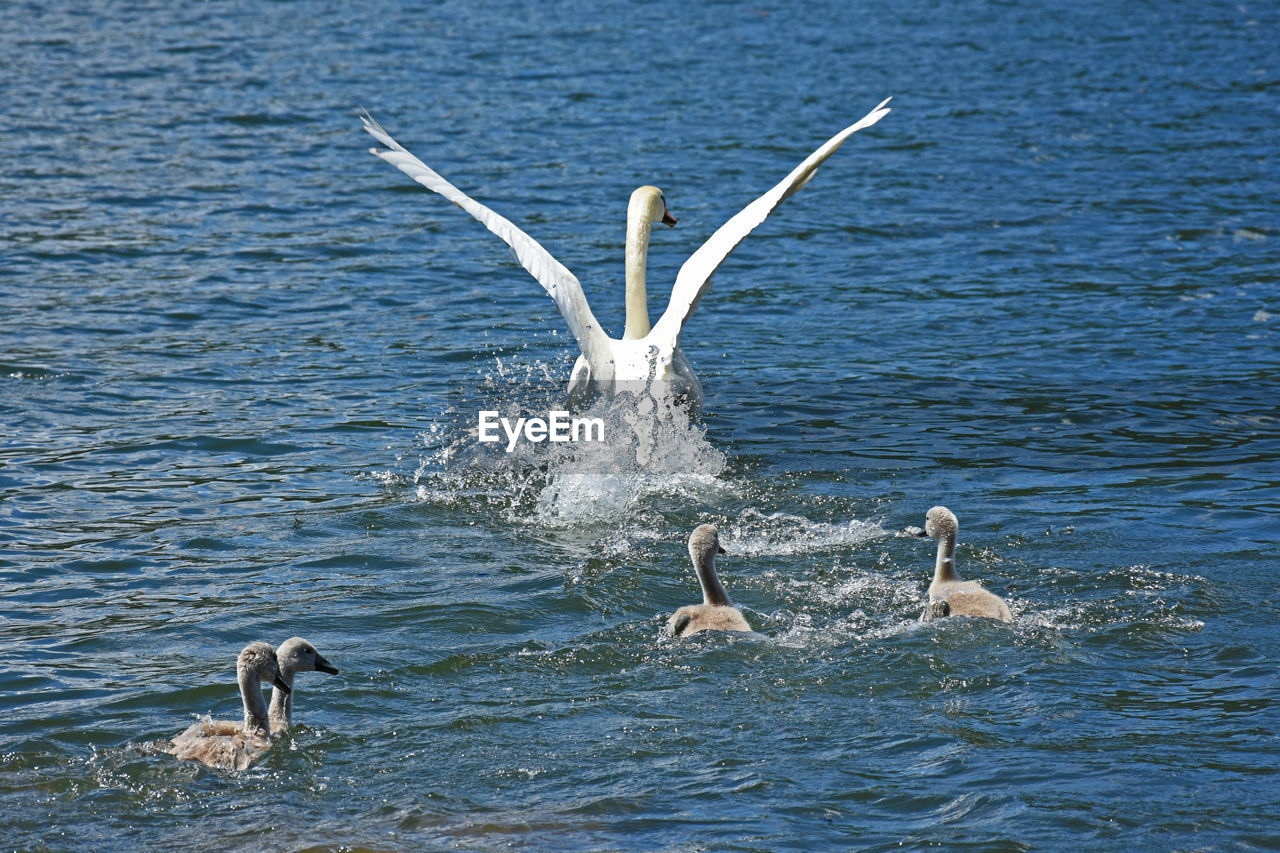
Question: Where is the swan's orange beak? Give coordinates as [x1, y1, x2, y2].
[662, 210, 677, 227]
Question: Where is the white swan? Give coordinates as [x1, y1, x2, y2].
[268, 637, 339, 734]
[917, 506, 1013, 623]
[668, 524, 751, 638]
[168, 642, 290, 771]
[360, 98, 891, 404]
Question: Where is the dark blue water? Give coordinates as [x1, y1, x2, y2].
[3, 1, 1278, 850]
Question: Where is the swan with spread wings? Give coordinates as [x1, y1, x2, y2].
[360, 98, 890, 404]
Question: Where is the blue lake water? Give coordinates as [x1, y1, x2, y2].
[2, 0, 1278, 849]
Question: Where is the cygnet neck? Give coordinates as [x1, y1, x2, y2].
[238, 661, 271, 737]
[695, 551, 732, 607]
[268, 662, 297, 728]
[932, 529, 960, 584]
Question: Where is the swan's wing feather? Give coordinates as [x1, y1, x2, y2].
[669, 610, 692, 638]
[652, 97, 891, 343]
[360, 111, 608, 360]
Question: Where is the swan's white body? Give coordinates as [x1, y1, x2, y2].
[169, 642, 290, 771]
[920, 506, 1013, 623]
[268, 637, 339, 734]
[360, 99, 891, 403]
[668, 524, 751, 638]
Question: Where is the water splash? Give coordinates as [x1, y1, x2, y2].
[407, 361, 727, 527]
[722, 509, 888, 557]
[533, 393, 727, 526]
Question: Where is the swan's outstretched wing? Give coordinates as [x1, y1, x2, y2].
[360, 111, 609, 361]
[651, 97, 892, 344]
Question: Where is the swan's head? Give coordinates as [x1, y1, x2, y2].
[238, 642, 289, 695]
[688, 523, 725, 567]
[924, 506, 958, 541]
[276, 637, 339, 677]
[630, 185, 677, 227]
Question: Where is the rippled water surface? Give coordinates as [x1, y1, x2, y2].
[3, 1, 1278, 850]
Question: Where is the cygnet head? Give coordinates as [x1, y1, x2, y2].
[689, 523, 726, 566]
[630, 185, 677, 227]
[239, 642, 289, 695]
[924, 506, 958, 541]
[276, 637, 339, 677]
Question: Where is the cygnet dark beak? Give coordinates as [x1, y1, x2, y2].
[901, 525, 929, 539]
[315, 654, 339, 675]
[273, 673, 291, 695]
[662, 210, 677, 227]
[717, 544, 726, 555]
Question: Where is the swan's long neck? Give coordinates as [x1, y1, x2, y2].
[696, 553, 732, 607]
[622, 193, 655, 340]
[238, 665, 271, 737]
[932, 531, 960, 584]
[268, 664, 296, 729]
